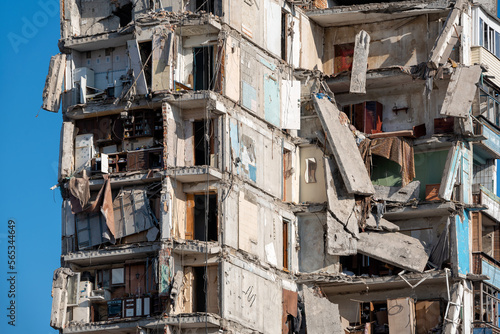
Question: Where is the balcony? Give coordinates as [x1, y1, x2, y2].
[472, 46, 500, 90]
[474, 185, 500, 222]
[474, 252, 500, 290]
[473, 252, 500, 331]
[474, 118, 500, 160]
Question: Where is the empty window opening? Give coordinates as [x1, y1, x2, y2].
[139, 41, 152, 91]
[195, 0, 221, 16]
[193, 46, 215, 91]
[112, 2, 133, 27]
[194, 120, 214, 166]
[193, 266, 207, 312]
[283, 219, 290, 271]
[283, 149, 293, 201]
[340, 254, 403, 277]
[281, 12, 288, 61]
[304, 158, 317, 183]
[194, 194, 218, 241]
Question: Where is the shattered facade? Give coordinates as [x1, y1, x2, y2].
[44, 0, 500, 333]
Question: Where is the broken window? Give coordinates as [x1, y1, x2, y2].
[139, 41, 153, 91]
[186, 193, 218, 242]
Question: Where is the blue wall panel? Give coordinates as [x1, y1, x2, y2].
[456, 211, 471, 276]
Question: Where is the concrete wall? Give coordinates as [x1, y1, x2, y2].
[222, 260, 282, 333]
[392, 216, 448, 252]
[300, 11, 324, 71]
[299, 145, 327, 203]
[323, 14, 442, 75]
[298, 213, 340, 273]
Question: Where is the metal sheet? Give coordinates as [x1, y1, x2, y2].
[281, 80, 301, 130]
[266, 0, 281, 57]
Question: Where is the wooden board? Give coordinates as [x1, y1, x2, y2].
[387, 297, 415, 334]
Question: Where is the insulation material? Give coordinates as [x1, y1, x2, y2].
[127, 39, 148, 95]
[42, 54, 66, 112]
[326, 214, 357, 256]
[312, 95, 375, 195]
[159, 249, 173, 296]
[264, 73, 280, 127]
[350, 30, 370, 94]
[238, 192, 259, 254]
[357, 231, 428, 272]
[440, 66, 482, 118]
[323, 157, 357, 236]
[152, 32, 173, 92]
[113, 187, 154, 239]
[281, 80, 301, 130]
[302, 286, 343, 333]
[59, 121, 75, 180]
[266, 0, 281, 57]
[387, 298, 416, 334]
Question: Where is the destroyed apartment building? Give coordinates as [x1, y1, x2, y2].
[41, 0, 500, 333]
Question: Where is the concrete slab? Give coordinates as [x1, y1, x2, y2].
[357, 231, 428, 272]
[373, 181, 420, 203]
[365, 213, 400, 232]
[326, 214, 357, 256]
[350, 30, 370, 94]
[42, 54, 66, 112]
[313, 95, 374, 195]
[440, 65, 482, 118]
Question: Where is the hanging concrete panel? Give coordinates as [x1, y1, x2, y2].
[357, 231, 428, 272]
[323, 157, 358, 236]
[127, 39, 148, 95]
[428, 0, 465, 69]
[303, 286, 343, 333]
[42, 54, 66, 112]
[264, 73, 280, 127]
[281, 80, 301, 130]
[152, 32, 173, 92]
[266, 0, 281, 57]
[59, 121, 75, 180]
[439, 143, 461, 201]
[312, 95, 374, 195]
[326, 214, 357, 256]
[350, 30, 370, 94]
[440, 65, 482, 118]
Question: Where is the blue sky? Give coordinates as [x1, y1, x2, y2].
[0, 1, 61, 333]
